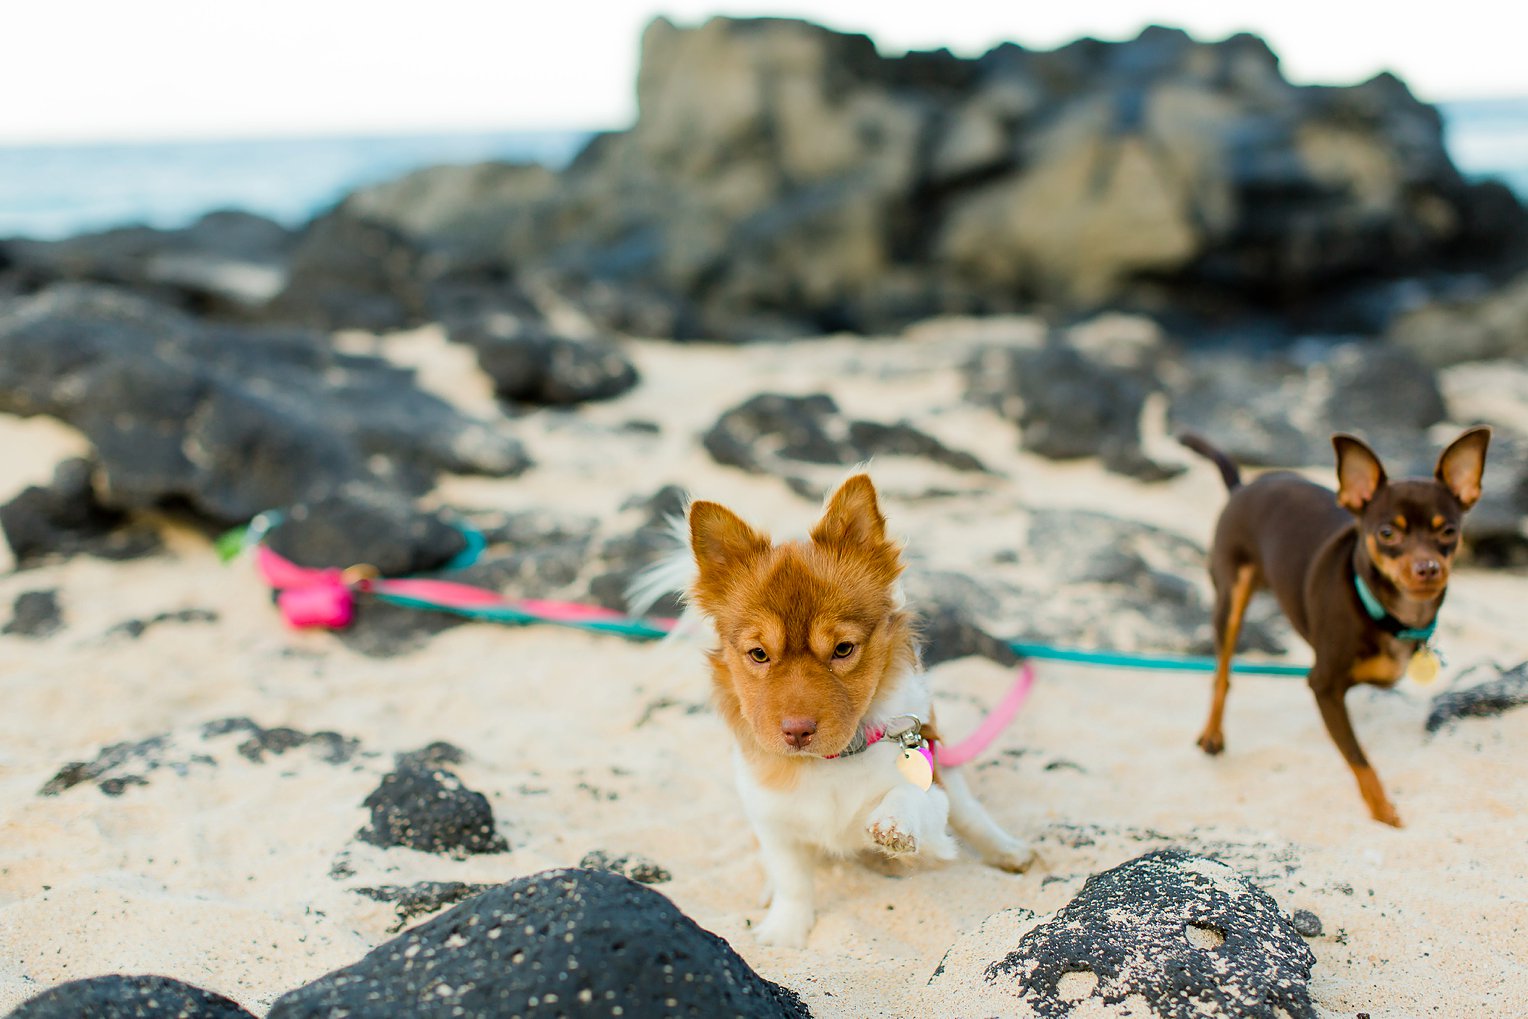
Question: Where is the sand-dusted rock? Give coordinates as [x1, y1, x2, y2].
[0, 458, 162, 567]
[923, 849, 1314, 1018]
[579, 849, 672, 885]
[0, 285, 527, 526]
[1426, 661, 1528, 733]
[357, 762, 509, 858]
[2, 590, 62, 639]
[4, 974, 256, 1019]
[39, 718, 361, 799]
[267, 869, 810, 1019]
[355, 881, 498, 932]
[915, 606, 1022, 668]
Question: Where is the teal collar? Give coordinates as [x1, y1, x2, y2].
[1353, 573, 1437, 642]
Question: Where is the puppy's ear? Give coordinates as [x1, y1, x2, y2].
[689, 501, 769, 594]
[1333, 434, 1387, 512]
[811, 474, 887, 549]
[1435, 426, 1490, 509]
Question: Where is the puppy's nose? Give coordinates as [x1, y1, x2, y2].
[780, 717, 818, 749]
[1414, 559, 1442, 582]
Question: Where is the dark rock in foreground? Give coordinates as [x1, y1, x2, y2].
[357, 762, 509, 858]
[4, 974, 256, 1019]
[452, 317, 640, 407]
[1426, 661, 1528, 733]
[925, 848, 1314, 1018]
[267, 869, 810, 1019]
[3, 590, 63, 638]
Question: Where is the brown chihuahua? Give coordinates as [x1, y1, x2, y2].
[1180, 427, 1490, 826]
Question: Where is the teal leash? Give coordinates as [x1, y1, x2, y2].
[1006, 641, 1309, 676]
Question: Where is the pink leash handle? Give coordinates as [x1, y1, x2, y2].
[935, 661, 1035, 768]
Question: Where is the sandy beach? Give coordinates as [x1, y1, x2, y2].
[2, 321, 1526, 1017]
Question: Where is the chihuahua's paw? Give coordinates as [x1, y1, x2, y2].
[1369, 802, 1404, 828]
[1196, 729, 1225, 755]
[755, 901, 814, 948]
[984, 835, 1038, 874]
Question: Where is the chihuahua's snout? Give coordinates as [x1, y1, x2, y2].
[780, 717, 818, 749]
[1412, 559, 1442, 583]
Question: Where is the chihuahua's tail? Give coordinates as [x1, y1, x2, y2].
[1177, 431, 1242, 492]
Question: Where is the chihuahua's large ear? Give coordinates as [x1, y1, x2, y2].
[1435, 426, 1490, 509]
[810, 474, 888, 549]
[1333, 434, 1387, 512]
[689, 501, 769, 594]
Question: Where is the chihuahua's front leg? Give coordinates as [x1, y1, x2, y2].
[865, 782, 958, 861]
[752, 826, 817, 947]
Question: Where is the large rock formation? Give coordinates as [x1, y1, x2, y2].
[339, 18, 1525, 341]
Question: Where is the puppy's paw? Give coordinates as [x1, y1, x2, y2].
[984, 835, 1038, 874]
[868, 817, 919, 856]
[1196, 729, 1225, 755]
[754, 901, 813, 948]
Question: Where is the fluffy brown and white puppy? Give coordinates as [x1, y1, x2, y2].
[645, 474, 1033, 946]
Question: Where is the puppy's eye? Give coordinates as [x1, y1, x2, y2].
[1377, 525, 1398, 542]
[747, 648, 769, 663]
[1439, 525, 1458, 541]
[833, 642, 855, 659]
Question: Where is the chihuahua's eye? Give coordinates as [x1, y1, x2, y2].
[833, 641, 855, 659]
[1439, 525, 1458, 541]
[1377, 525, 1398, 542]
[747, 647, 769, 663]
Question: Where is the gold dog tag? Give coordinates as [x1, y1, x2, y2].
[1408, 646, 1440, 685]
[897, 745, 934, 791]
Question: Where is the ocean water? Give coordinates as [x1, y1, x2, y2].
[0, 99, 1524, 241]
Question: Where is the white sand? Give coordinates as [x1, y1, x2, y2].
[1, 321, 1525, 1016]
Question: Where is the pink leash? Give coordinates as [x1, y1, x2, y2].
[253, 543, 1033, 765]
[935, 661, 1036, 767]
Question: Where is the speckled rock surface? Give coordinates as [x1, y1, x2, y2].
[923, 848, 1315, 1018]
[356, 762, 509, 858]
[267, 868, 811, 1019]
[4, 974, 256, 1019]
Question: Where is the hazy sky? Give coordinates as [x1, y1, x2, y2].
[4, 1, 1526, 143]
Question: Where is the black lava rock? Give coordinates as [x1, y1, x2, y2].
[267, 868, 810, 1019]
[916, 606, 1021, 668]
[1426, 661, 1528, 733]
[0, 285, 527, 527]
[264, 489, 469, 576]
[357, 763, 509, 857]
[931, 848, 1314, 1018]
[0, 458, 162, 568]
[5, 974, 257, 1019]
[704, 392, 985, 476]
[458, 324, 640, 407]
[263, 210, 426, 332]
[3, 589, 62, 638]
